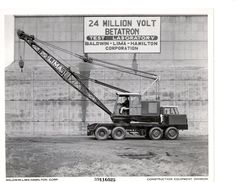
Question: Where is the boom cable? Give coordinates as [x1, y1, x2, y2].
[37, 41, 130, 93]
[34, 38, 157, 80]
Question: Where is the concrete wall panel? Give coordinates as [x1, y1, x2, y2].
[6, 101, 33, 121]
[5, 80, 33, 101]
[33, 80, 69, 101]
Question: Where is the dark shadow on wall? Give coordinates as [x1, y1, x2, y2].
[78, 61, 93, 123]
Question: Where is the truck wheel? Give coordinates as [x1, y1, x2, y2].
[165, 127, 179, 140]
[95, 127, 109, 140]
[112, 127, 126, 140]
[149, 127, 163, 140]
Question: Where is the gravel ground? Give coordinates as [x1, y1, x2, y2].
[6, 134, 208, 177]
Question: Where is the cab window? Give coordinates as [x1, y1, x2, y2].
[163, 108, 177, 115]
[164, 108, 170, 114]
[170, 108, 175, 114]
[174, 107, 179, 114]
[117, 96, 128, 104]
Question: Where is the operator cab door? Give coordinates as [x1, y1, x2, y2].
[113, 93, 141, 116]
[113, 95, 129, 115]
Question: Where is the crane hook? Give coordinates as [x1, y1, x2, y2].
[18, 56, 24, 72]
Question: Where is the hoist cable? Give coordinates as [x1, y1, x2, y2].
[23, 40, 25, 60]
[36, 38, 156, 79]
[18, 39, 21, 61]
[37, 41, 130, 93]
[38, 41, 76, 70]
[73, 72, 129, 93]
[34, 38, 157, 79]
[87, 61, 156, 80]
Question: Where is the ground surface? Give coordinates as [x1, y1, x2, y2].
[6, 135, 208, 177]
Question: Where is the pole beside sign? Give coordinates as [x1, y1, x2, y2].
[84, 17, 161, 53]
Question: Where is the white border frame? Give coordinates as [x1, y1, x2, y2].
[0, 8, 214, 182]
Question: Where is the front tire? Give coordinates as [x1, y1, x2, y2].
[112, 127, 126, 140]
[149, 127, 163, 140]
[165, 127, 179, 140]
[95, 126, 109, 140]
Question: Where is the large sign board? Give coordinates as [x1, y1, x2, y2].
[84, 16, 160, 53]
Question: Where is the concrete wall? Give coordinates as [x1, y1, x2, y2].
[5, 16, 208, 136]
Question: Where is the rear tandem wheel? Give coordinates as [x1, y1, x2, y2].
[165, 127, 179, 140]
[112, 126, 126, 140]
[95, 126, 109, 140]
[149, 127, 163, 140]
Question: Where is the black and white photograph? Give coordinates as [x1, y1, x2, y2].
[4, 14, 210, 179]
[2, 0, 236, 181]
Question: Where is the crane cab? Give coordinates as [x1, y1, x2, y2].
[112, 92, 161, 123]
[113, 92, 142, 116]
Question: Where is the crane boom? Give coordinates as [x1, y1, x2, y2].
[17, 30, 112, 116]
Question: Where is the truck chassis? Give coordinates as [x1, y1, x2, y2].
[87, 122, 188, 140]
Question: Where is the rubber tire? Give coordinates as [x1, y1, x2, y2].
[112, 127, 126, 140]
[95, 126, 109, 140]
[165, 127, 179, 140]
[149, 127, 163, 140]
